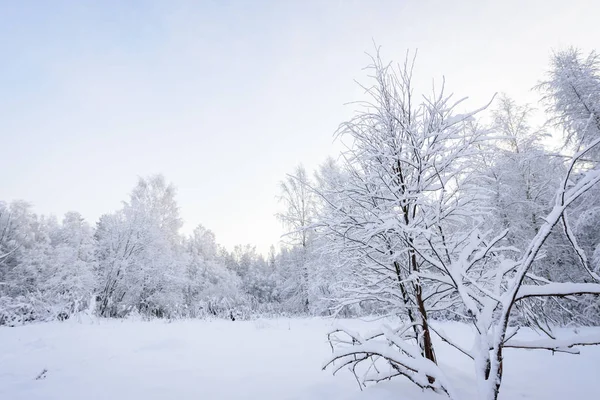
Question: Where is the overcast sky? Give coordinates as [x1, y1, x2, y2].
[0, 0, 598, 253]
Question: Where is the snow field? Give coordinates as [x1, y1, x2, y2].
[0, 318, 598, 400]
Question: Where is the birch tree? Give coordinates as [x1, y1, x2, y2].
[277, 164, 317, 313]
[95, 175, 186, 318]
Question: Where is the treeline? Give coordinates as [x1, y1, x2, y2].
[0, 175, 333, 325]
[1, 47, 599, 330]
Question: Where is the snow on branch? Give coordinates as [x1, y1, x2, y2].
[323, 324, 459, 398]
[504, 333, 600, 354]
[515, 282, 600, 301]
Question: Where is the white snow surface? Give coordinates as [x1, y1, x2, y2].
[0, 317, 598, 400]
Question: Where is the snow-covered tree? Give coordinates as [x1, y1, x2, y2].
[276, 164, 317, 313]
[479, 95, 562, 240]
[183, 225, 246, 318]
[224, 244, 278, 315]
[40, 212, 96, 318]
[537, 48, 600, 155]
[0, 203, 97, 324]
[0, 201, 33, 292]
[325, 49, 600, 400]
[319, 49, 494, 376]
[95, 175, 186, 318]
[0, 202, 50, 324]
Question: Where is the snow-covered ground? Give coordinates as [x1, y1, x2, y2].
[0, 317, 598, 400]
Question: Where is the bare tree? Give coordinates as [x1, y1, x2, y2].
[277, 164, 317, 312]
[319, 48, 493, 393]
[324, 48, 600, 400]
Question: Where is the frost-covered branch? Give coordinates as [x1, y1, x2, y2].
[515, 282, 600, 300]
[504, 333, 600, 354]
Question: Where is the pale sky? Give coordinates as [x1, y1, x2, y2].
[1, 0, 598, 253]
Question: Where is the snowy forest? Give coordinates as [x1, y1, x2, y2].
[2, 46, 600, 400]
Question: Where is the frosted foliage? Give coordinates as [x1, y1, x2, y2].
[538, 48, 600, 154]
[95, 175, 186, 318]
[319, 50, 600, 400]
[1, 46, 600, 400]
[0, 205, 96, 324]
